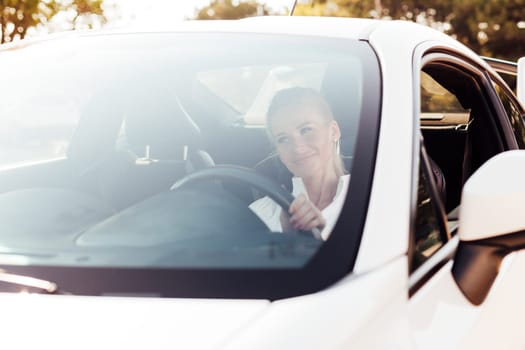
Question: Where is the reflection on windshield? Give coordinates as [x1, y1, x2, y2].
[0, 32, 372, 273]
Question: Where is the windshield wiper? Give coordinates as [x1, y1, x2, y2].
[0, 270, 60, 294]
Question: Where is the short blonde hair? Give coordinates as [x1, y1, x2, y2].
[266, 87, 345, 176]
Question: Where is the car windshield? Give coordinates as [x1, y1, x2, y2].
[0, 32, 380, 298]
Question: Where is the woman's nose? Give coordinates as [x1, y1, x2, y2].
[291, 138, 308, 153]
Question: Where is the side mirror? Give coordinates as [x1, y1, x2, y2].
[453, 150, 525, 305]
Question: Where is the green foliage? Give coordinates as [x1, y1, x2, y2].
[193, 0, 525, 59]
[0, 0, 107, 44]
[449, 0, 525, 60]
[195, 0, 273, 20]
[296, 0, 525, 60]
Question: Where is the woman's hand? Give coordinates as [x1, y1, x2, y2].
[280, 194, 325, 237]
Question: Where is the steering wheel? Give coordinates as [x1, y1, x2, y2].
[171, 165, 323, 239]
[171, 165, 295, 211]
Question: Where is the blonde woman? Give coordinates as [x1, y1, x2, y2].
[250, 87, 349, 240]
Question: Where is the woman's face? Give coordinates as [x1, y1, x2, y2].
[270, 104, 340, 179]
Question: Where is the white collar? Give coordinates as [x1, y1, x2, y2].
[291, 174, 350, 200]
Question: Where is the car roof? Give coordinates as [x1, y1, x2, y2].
[133, 16, 382, 40]
[0, 16, 480, 66]
[0, 16, 382, 52]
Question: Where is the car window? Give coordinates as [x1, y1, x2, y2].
[411, 150, 448, 272]
[495, 70, 517, 93]
[419, 68, 472, 214]
[420, 71, 470, 130]
[492, 79, 525, 148]
[0, 32, 381, 298]
[420, 71, 466, 113]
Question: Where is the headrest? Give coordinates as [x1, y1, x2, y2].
[123, 91, 202, 159]
[428, 156, 447, 206]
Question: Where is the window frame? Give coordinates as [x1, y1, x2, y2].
[409, 47, 519, 296]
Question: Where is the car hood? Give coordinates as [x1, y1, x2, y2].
[0, 293, 269, 350]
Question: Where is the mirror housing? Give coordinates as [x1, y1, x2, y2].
[459, 150, 525, 241]
[453, 151, 525, 305]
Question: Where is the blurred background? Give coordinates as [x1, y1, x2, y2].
[0, 0, 524, 60]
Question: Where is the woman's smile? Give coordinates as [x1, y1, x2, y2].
[293, 152, 317, 164]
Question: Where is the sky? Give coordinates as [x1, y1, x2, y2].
[105, 0, 292, 27]
[24, 0, 293, 39]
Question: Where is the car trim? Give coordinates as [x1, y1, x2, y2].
[482, 56, 518, 76]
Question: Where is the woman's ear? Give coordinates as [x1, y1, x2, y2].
[329, 120, 341, 141]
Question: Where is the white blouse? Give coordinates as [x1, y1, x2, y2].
[249, 175, 350, 240]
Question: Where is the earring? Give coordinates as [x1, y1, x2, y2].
[335, 139, 340, 155]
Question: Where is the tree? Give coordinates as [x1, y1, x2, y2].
[0, 0, 107, 44]
[294, 0, 525, 60]
[194, 0, 273, 20]
[449, 0, 525, 60]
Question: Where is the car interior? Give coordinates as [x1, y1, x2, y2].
[0, 60, 364, 255]
[419, 62, 512, 232]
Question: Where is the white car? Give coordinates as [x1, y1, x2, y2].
[1, 16, 525, 350]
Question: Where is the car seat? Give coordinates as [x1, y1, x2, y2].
[428, 156, 446, 207]
[95, 92, 214, 210]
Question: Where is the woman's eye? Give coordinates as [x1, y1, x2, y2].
[276, 136, 289, 144]
[300, 126, 313, 135]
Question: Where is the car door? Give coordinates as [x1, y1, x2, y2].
[408, 48, 525, 349]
